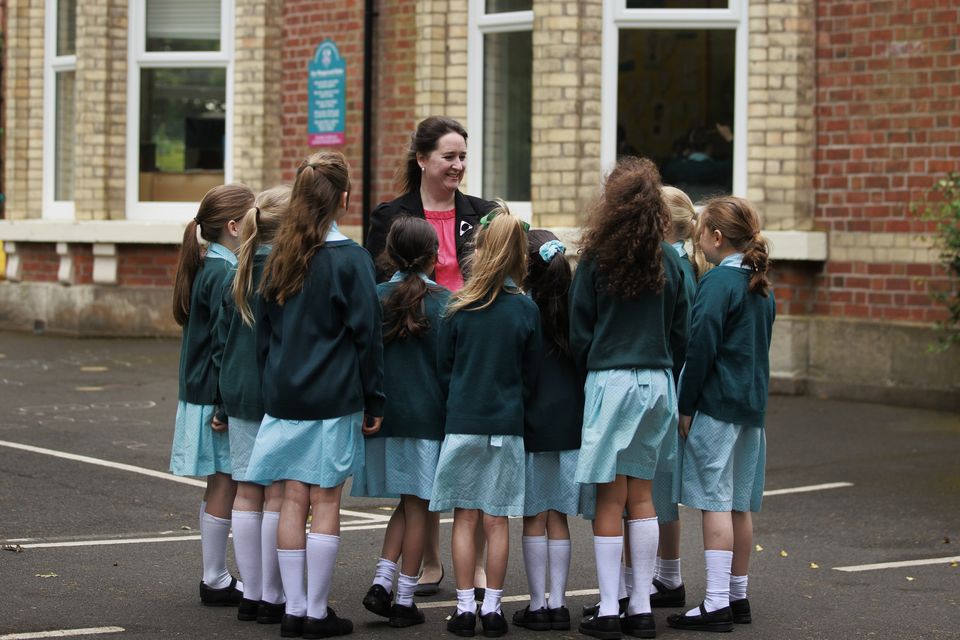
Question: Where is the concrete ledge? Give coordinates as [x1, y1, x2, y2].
[0, 220, 187, 244]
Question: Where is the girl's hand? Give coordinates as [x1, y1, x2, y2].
[678, 414, 692, 439]
[211, 415, 229, 432]
[361, 414, 383, 436]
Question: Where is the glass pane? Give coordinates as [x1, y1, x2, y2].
[618, 29, 735, 203]
[57, 0, 77, 56]
[139, 68, 226, 202]
[55, 71, 76, 201]
[485, 0, 532, 12]
[483, 31, 532, 202]
[146, 0, 221, 52]
[627, 1, 727, 8]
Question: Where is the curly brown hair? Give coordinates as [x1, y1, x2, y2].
[580, 156, 669, 298]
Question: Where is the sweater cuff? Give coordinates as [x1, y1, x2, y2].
[364, 394, 386, 418]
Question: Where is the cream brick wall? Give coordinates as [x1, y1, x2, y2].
[829, 232, 940, 265]
[746, 0, 817, 230]
[415, 1, 468, 123]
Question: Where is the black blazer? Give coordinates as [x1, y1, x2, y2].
[365, 190, 497, 282]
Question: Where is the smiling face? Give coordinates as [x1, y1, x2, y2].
[418, 132, 467, 195]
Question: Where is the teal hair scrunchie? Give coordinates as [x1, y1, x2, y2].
[538, 239, 566, 262]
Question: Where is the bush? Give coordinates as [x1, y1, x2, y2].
[918, 173, 960, 350]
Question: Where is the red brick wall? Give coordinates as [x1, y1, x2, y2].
[73, 244, 93, 285]
[18, 243, 59, 282]
[813, 0, 959, 321]
[117, 245, 179, 288]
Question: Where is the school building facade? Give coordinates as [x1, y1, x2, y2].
[0, 0, 957, 409]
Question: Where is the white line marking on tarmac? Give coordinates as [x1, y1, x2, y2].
[762, 482, 853, 496]
[0, 627, 124, 640]
[833, 556, 960, 572]
[418, 588, 600, 610]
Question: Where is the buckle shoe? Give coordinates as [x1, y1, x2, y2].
[362, 584, 392, 618]
[302, 608, 353, 638]
[511, 605, 551, 631]
[730, 598, 751, 624]
[388, 602, 425, 628]
[621, 612, 656, 638]
[579, 614, 623, 640]
[548, 606, 570, 630]
[649, 579, 685, 608]
[666, 603, 734, 632]
[479, 609, 508, 637]
[257, 600, 286, 624]
[199, 577, 243, 607]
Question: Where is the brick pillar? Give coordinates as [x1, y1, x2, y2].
[746, 0, 817, 230]
[414, 0, 468, 123]
[529, 0, 602, 228]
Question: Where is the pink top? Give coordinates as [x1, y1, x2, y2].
[424, 208, 464, 292]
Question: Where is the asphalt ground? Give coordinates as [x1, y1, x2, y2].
[0, 331, 958, 640]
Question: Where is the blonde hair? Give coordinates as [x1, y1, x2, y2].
[233, 185, 292, 325]
[662, 185, 711, 278]
[446, 201, 528, 315]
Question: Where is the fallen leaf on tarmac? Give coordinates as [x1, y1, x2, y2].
[905, 576, 915, 581]
[35, 573, 58, 578]
[2, 544, 23, 553]
[75, 386, 104, 392]
[944, 537, 951, 544]
[180, 525, 192, 530]
[755, 544, 763, 552]
[809, 562, 819, 569]
[81, 366, 109, 372]
[780, 550, 789, 557]
[950, 561, 958, 568]
[804, 595, 813, 599]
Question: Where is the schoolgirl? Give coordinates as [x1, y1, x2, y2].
[570, 157, 689, 640]
[511, 230, 594, 634]
[668, 196, 775, 633]
[217, 185, 292, 624]
[352, 216, 450, 628]
[244, 152, 384, 639]
[430, 207, 542, 638]
[170, 183, 255, 606]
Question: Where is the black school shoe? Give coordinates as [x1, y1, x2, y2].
[649, 579, 685, 608]
[280, 614, 304, 638]
[511, 605, 551, 631]
[362, 584, 392, 617]
[548, 606, 570, 630]
[199, 577, 243, 606]
[447, 609, 477, 637]
[579, 614, 623, 640]
[582, 597, 629, 619]
[301, 608, 353, 639]
[237, 597, 259, 621]
[479, 610, 508, 637]
[730, 598, 751, 624]
[621, 612, 656, 638]
[666, 603, 734, 633]
[388, 602, 425, 627]
[257, 600, 286, 624]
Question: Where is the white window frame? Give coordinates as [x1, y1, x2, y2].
[43, 0, 77, 220]
[126, 0, 234, 221]
[601, 0, 748, 196]
[467, 2, 534, 221]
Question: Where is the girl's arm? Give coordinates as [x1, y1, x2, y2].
[345, 254, 386, 418]
[522, 309, 544, 403]
[677, 276, 728, 420]
[436, 314, 456, 400]
[568, 258, 598, 372]
[670, 268, 691, 385]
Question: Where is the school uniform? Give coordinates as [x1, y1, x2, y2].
[170, 242, 236, 477]
[244, 226, 385, 488]
[569, 243, 689, 485]
[429, 281, 542, 517]
[351, 273, 450, 501]
[677, 253, 776, 513]
[522, 341, 595, 518]
[216, 245, 271, 481]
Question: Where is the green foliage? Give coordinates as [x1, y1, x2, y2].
[919, 173, 960, 350]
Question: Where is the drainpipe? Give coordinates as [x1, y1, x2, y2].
[362, 0, 377, 243]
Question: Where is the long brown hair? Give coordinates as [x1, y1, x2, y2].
[580, 156, 668, 298]
[260, 152, 351, 305]
[698, 196, 771, 297]
[662, 185, 710, 279]
[232, 185, 292, 325]
[381, 217, 441, 343]
[525, 229, 571, 356]
[398, 116, 468, 194]
[446, 202, 527, 315]
[172, 183, 255, 326]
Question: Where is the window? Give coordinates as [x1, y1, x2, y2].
[468, 1, 533, 216]
[602, 0, 747, 202]
[43, 0, 77, 219]
[127, 0, 232, 220]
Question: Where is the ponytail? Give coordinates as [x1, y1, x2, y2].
[743, 234, 771, 297]
[700, 196, 770, 297]
[233, 208, 261, 326]
[172, 220, 203, 326]
[381, 216, 440, 343]
[525, 229, 572, 356]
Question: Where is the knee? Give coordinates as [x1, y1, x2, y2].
[483, 514, 508, 536]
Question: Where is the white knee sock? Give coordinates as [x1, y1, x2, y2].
[456, 588, 476, 615]
[594, 536, 624, 617]
[480, 587, 503, 616]
[277, 549, 306, 617]
[372, 557, 398, 594]
[306, 533, 340, 620]
[199, 501, 207, 531]
[623, 565, 634, 596]
[232, 510, 263, 601]
[658, 558, 682, 590]
[200, 511, 233, 589]
[618, 562, 628, 600]
[395, 573, 418, 607]
[686, 550, 732, 616]
[261, 511, 285, 605]
[729, 574, 748, 601]
[626, 518, 658, 616]
[522, 535, 548, 610]
[547, 538, 571, 610]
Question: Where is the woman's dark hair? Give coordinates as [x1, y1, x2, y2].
[397, 116, 468, 194]
[580, 156, 669, 298]
[381, 217, 441, 343]
[698, 196, 771, 296]
[525, 229, 572, 357]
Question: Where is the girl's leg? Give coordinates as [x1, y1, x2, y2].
[730, 510, 753, 603]
[232, 481, 266, 604]
[480, 513, 509, 616]
[655, 520, 683, 590]
[277, 481, 311, 617]
[305, 484, 346, 620]
[416, 511, 444, 589]
[545, 511, 571, 611]
[451, 508, 480, 614]
[368, 500, 403, 598]
[474, 519, 487, 592]
[686, 510, 733, 617]
[200, 472, 238, 589]
[261, 482, 286, 607]
[624, 477, 658, 617]
[521, 514, 548, 611]
[591, 477, 627, 617]
[395, 496, 430, 608]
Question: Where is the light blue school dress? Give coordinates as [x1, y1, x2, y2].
[429, 434, 526, 517]
[524, 449, 596, 519]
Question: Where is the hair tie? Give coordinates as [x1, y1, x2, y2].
[193, 217, 202, 227]
[538, 239, 566, 262]
[254, 206, 261, 223]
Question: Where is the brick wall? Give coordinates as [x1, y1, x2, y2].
[73, 244, 93, 285]
[116, 245, 179, 288]
[18, 243, 58, 282]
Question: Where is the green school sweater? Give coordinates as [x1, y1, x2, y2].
[523, 344, 585, 452]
